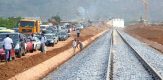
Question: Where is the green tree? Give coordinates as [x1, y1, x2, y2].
[0, 17, 21, 28]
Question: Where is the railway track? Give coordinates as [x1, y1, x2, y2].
[107, 29, 163, 80]
[43, 31, 112, 80]
[43, 29, 162, 80]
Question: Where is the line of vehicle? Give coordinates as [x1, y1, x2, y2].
[116, 29, 163, 80]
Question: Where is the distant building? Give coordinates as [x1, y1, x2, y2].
[112, 18, 125, 28]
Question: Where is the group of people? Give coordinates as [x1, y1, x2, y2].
[72, 38, 83, 53]
[2, 33, 47, 62]
[2, 28, 82, 62]
[29, 33, 47, 54]
[72, 28, 83, 53]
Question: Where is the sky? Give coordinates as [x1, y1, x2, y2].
[0, 0, 162, 22]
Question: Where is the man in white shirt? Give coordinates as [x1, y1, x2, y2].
[72, 38, 77, 54]
[29, 34, 35, 41]
[3, 34, 13, 62]
[40, 34, 47, 54]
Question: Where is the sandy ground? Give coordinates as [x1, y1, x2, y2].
[0, 23, 109, 80]
[124, 23, 163, 53]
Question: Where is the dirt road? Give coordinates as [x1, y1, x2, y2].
[125, 23, 163, 53]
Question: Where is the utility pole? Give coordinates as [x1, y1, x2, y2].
[142, 0, 149, 21]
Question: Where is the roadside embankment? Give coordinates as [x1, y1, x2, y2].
[125, 24, 163, 53]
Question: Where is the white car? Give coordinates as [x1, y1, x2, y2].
[53, 33, 59, 44]
[33, 37, 41, 51]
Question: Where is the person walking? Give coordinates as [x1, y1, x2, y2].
[72, 38, 77, 54]
[29, 34, 35, 50]
[3, 34, 13, 62]
[40, 33, 47, 54]
[78, 40, 83, 51]
[29, 33, 35, 41]
[76, 29, 80, 37]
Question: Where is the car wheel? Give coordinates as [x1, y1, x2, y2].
[30, 49, 34, 53]
[52, 43, 54, 47]
[56, 40, 58, 44]
[22, 53, 25, 56]
[16, 51, 21, 58]
[12, 56, 16, 60]
[21, 47, 26, 56]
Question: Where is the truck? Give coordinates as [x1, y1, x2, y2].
[18, 19, 41, 34]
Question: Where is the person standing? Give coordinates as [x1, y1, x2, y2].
[78, 40, 83, 51]
[40, 33, 47, 54]
[76, 29, 80, 37]
[72, 38, 77, 54]
[29, 33, 35, 41]
[29, 34, 36, 50]
[3, 34, 13, 62]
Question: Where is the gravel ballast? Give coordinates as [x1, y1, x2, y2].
[112, 30, 152, 80]
[43, 31, 111, 80]
[119, 30, 163, 78]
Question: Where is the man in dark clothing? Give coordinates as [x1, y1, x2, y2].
[76, 29, 80, 37]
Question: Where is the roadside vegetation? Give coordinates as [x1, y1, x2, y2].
[0, 17, 21, 28]
[0, 15, 61, 29]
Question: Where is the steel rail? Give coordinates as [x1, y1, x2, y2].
[117, 29, 163, 80]
[106, 29, 114, 80]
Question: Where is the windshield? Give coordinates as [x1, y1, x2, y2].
[42, 30, 53, 34]
[20, 21, 34, 27]
[0, 34, 6, 41]
[13, 29, 18, 32]
[40, 26, 46, 29]
[0, 34, 19, 42]
[59, 32, 66, 35]
[45, 35, 53, 39]
[45, 30, 53, 33]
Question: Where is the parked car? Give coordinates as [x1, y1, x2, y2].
[0, 29, 15, 33]
[32, 37, 41, 50]
[67, 29, 71, 37]
[44, 34, 56, 47]
[40, 25, 49, 31]
[58, 32, 69, 41]
[0, 27, 7, 30]
[0, 33, 26, 58]
[25, 34, 42, 51]
[35, 34, 41, 39]
[12, 28, 19, 32]
[53, 33, 59, 44]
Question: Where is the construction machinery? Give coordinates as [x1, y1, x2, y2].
[18, 19, 41, 34]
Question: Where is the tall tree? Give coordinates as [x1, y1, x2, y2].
[0, 17, 22, 28]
